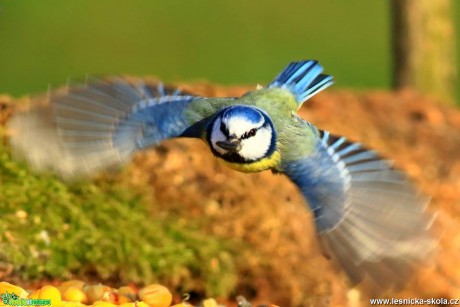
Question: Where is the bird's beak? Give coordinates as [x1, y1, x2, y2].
[216, 140, 242, 152]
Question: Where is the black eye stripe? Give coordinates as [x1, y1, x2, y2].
[220, 122, 229, 136]
[241, 128, 258, 140]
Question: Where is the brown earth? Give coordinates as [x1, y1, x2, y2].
[1, 83, 460, 306]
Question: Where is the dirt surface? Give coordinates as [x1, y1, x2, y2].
[2, 83, 460, 306]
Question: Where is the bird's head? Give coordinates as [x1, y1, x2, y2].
[207, 105, 277, 164]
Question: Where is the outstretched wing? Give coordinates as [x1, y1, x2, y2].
[281, 126, 435, 289]
[8, 78, 202, 178]
[268, 60, 334, 107]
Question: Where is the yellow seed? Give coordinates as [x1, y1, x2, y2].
[118, 294, 133, 304]
[202, 298, 218, 307]
[118, 286, 137, 302]
[39, 285, 62, 306]
[92, 300, 117, 307]
[58, 280, 86, 296]
[134, 302, 149, 307]
[0, 282, 29, 299]
[58, 302, 85, 307]
[63, 286, 87, 303]
[15, 210, 28, 219]
[138, 284, 172, 307]
[119, 303, 135, 307]
[28, 289, 40, 299]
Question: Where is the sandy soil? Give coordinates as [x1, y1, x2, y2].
[2, 82, 460, 306]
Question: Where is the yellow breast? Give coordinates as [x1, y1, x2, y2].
[220, 150, 281, 173]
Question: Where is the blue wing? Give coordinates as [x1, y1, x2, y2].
[281, 127, 435, 288]
[268, 60, 334, 106]
[8, 78, 202, 178]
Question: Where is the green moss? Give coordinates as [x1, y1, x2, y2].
[0, 143, 237, 297]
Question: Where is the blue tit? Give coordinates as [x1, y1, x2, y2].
[8, 60, 435, 289]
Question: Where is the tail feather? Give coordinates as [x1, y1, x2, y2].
[303, 74, 334, 101]
[269, 60, 334, 105]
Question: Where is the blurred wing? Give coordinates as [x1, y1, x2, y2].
[282, 128, 435, 289]
[268, 60, 334, 107]
[8, 78, 201, 178]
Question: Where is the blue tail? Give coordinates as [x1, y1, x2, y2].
[268, 60, 334, 105]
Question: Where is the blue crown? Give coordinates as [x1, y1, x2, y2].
[221, 105, 265, 125]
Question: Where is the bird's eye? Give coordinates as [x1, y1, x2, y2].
[242, 128, 257, 139]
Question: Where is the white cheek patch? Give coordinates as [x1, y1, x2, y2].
[224, 116, 263, 138]
[210, 118, 228, 155]
[239, 126, 273, 161]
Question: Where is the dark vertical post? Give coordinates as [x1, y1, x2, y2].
[391, 0, 457, 105]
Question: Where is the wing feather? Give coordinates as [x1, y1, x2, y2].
[282, 127, 435, 289]
[8, 78, 201, 178]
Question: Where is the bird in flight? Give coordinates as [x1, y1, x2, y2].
[8, 60, 435, 289]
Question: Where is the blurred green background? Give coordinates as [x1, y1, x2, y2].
[0, 0, 459, 98]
